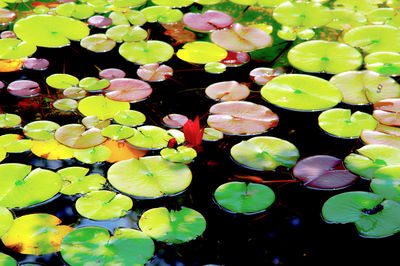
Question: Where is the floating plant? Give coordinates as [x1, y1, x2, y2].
[373, 98, 400, 126]
[0, 206, 13, 237]
[137, 63, 173, 82]
[55, 124, 106, 149]
[0, 113, 21, 128]
[31, 139, 75, 160]
[7, 80, 40, 97]
[0, 38, 36, 59]
[80, 34, 116, 53]
[57, 167, 106, 195]
[126, 125, 172, 150]
[182, 10, 233, 32]
[46, 73, 79, 90]
[0, 253, 16, 265]
[160, 146, 197, 164]
[141, 6, 183, 24]
[205, 81, 250, 102]
[105, 78, 152, 103]
[113, 110, 146, 127]
[105, 25, 147, 43]
[0, 134, 32, 153]
[53, 98, 78, 111]
[82, 115, 111, 129]
[101, 124, 135, 140]
[202, 127, 224, 142]
[102, 139, 147, 163]
[99, 68, 126, 80]
[162, 113, 188, 128]
[176, 41, 227, 64]
[78, 95, 130, 120]
[109, 10, 147, 26]
[364, 52, 400, 76]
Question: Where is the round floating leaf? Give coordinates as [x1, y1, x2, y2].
[322, 191, 400, 238]
[14, 15, 90, 48]
[80, 34, 116, 53]
[0, 59, 24, 72]
[99, 68, 126, 80]
[249, 67, 284, 86]
[373, 98, 400, 126]
[204, 62, 226, 74]
[364, 52, 400, 76]
[207, 101, 278, 135]
[119, 40, 174, 65]
[7, 80, 41, 97]
[168, 129, 185, 145]
[287, 40, 362, 74]
[361, 129, 400, 149]
[63, 87, 86, 99]
[55, 124, 106, 149]
[106, 25, 147, 43]
[46, 74, 79, 89]
[293, 155, 358, 190]
[139, 207, 206, 244]
[231, 136, 299, 171]
[214, 182, 275, 214]
[210, 23, 272, 52]
[261, 74, 342, 111]
[0, 253, 16, 266]
[367, 8, 400, 28]
[79, 77, 110, 92]
[220, 50, 250, 67]
[75, 190, 133, 220]
[78, 95, 130, 120]
[152, 0, 194, 7]
[137, 63, 173, 82]
[87, 15, 112, 28]
[202, 127, 223, 142]
[110, 0, 147, 8]
[113, 110, 146, 126]
[101, 124, 135, 140]
[343, 25, 400, 53]
[126, 125, 172, 150]
[102, 139, 147, 163]
[57, 167, 106, 195]
[82, 116, 111, 129]
[318, 108, 377, 139]
[182, 10, 233, 32]
[371, 166, 400, 202]
[206, 81, 250, 101]
[109, 10, 147, 26]
[177, 41, 227, 64]
[53, 98, 78, 111]
[31, 139, 75, 160]
[0, 207, 13, 237]
[56, 2, 95, 20]
[108, 155, 191, 198]
[160, 146, 196, 164]
[141, 6, 183, 24]
[162, 114, 188, 129]
[23, 58, 49, 70]
[344, 144, 400, 179]
[105, 78, 152, 103]
[0, 38, 36, 60]
[2, 213, 73, 255]
[0, 113, 21, 128]
[333, 0, 377, 14]
[0, 164, 62, 208]
[326, 8, 367, 30]
[61, 227, 154, 265]
[329, 70, 400, 105]
[73, 145, 111, 164]
[0, 134, 32, 153]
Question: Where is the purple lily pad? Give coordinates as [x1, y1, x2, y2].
[104, 78, 152, 103]
[23, 58, 50, 70]
[182, 10, 233, 32]
[293, 155, 359, 190]
[7, 80, 41, 97]
[99, 68, 126, 80]
[87, 15, 112, 28]
[0, 31, 16, 39]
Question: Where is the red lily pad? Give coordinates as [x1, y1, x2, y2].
[54, 124, 106, 149]
[87, 15, 112, 28]
[7, 80, 41, 97]
[293, 155, 359, 190]
[207, 101, 279, 135]
[99, 68, 126, 80]
[182, 10, 233, 32]
[220, 51, 250, 67]
[162, 114, 188, 128]
[23, 58, 49, 70]
[211, 23, 272, 52]
[105, 78, 152, 103]
[249, 67, 284, 86]
[137, 63, 173, 82]
[205, 81, 250, 101]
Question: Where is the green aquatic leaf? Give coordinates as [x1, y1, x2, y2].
[0, 134, 32, 153]
[78, 95, 130, 120]
[160, 146, 197, 164]
[0, 207, 13, 237]
[73, 145, 111, 164]
[57, 167, 106, 195]
[0, 38, 36, 60]
[126, 125, 172, 150]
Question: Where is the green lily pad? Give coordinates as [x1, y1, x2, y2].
[73, 145, 111, 164]
[0, 206, 13, 237]
[0, 134, 32, 153]
[126, 125, 172, 150]
[55, 124, 106, 149]
[0, 253, 16, 266]
[82, 116, 111, 129]
[371, 166, 400, 202]
[61, 226, 154, 265]
[287, 40, 362, 74]
[205, 62, 226, 74]
[322, 191, 400, 238]
[23, 120, 60, 141]
[1, 213, 73, 255]
[326, 8, 367, 30]
[343, 25, 400, 53]
[53, 98, 78, 111]
[31, 139, 75, 160]
[160, 146, 197, 164]
[344, 144, 400, 180]
[318, 108, 377, 139]
[108, 155, 192, 198]
[106, 25, 148, 43]
[14, 15, 90, 48]
[138, 207, 206, 244]
[57, 167, 106, 195]
[152, 0, 194, 7]
[101, 124, 135, 140]
[329, 70, 400, 105]
[214, 182, 275, 214]
[78, 95, 130, 120]
[79, 77, 110, 92]
[202, 127, 223, 142]
[176, 41, 227, 64]
[0, 164, 62, 208]
[0, 38, 36, 60]
[167, 129, 185, 145]
[80, 34, 116, 53]
[75, 190, 133, 220]
[0, 113, 21, 128]
[366, 8, 400, 28]
[261, 74, 342, 111]
[333, 0, 377, 14]
[46, 74, 79, 89]
[109, 10, 147, 26]
[113, 110, 146, 126]
[55, 2, 95, 20]
[109, 0, 147, 8]
[119, 40, 174, 65]
[364, 52, 400, 76]
[141, 6, 183, 24]
[231, 136, 299, 171]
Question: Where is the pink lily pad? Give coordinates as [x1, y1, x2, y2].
[210, 23, 272, 52]
[250, 67, 284, 86]
[182, 10, 233, 32]
[99, 68, 126, 80]
[205, 81, 250, 101]
[376, 123, 400, 137]
[104, 78, 152, 102]
[220, 51, 250, 67]
[55, 124, 106, 149]
[23, 58, 49, 70]
[0, 31, 16, 39]
[137, 63, 173, 82]
[373, 98, 400, 126]
[7, 80, 41, 97]
[361, 129, 400, 149]
[293, 155, 358, 190]
[207, 101, 279, 135]
[162, 114, 188, 128]
[87, 15, 112, 28]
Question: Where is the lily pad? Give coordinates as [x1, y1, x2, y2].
[87, 15, 112, 28]
[230, 136, 299, 171]
[82, 116, 111, 129]
[57, 167, 106, 195]
[31, 139, 75, 160]
[0, 8, 16, 25]
[78, 95, 130, 120]
[137, 63, 173, 82]
[202, 127, 223, 142]
[326, 8, 367, 30]
[14, 15, 90, 48]
[108, 155, 191, 198]
[162, 114, 188, 129]
[101, 124, 135, 140]
[182, 10, 233, 32]
[160, 146, 197, 164]
[109, 10, 146, 26]
[126, 125, 172, 150]
[0, 113, 21, 128]
[113, 110, 146, 127]
[73, 145, 111, 164]
[46, 73, 79, 90]
[60, 226, 154, 265]
[261, 74, 342, 111]
[0, 253, 16, 266]
[0, 38, 36, 60]
[80, 34, 116, 53]
[361, 129, 400, 149]
[79, 77, 110, 92]
[119, 40, 174, 65]
[205, 81, 250, 101]
[367, 8, 400, 29]
[55, 2, 95, 20]
[0, 134, 32, 153]
[214, 182, 275, 214]
[23, 58, 49, 70]
[63, 87, 86, 99]
[318, 108, 377, 139]
[322, 191, 400, 238]
[364, 52, 400, 76]
[7, 80, 41, 97]
[99, 68, 126, 80]
[293, 155, 358, 190]
[220, 51, 250, 67]
[53, 98, 78, 111]
[373, 98, 400, 126]
[105, 78, 152, 103]
[0, 58, 24, 72]
[176, 41, 227, 64]
[141, 6, 183, 24]
[139, 207, 206, 244]
[102, 139, 147, 163]
[249, 67, 284, 86]
[152, 0, 194, 7]
[106, 25, 147, 43]
[287, 40, 363, 74]
[75, 190, 133, 220]
[0, 206, 13, 237]
[54, 124, 106, 149]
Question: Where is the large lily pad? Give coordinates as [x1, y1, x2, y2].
[46, 73, 79, 90]
[126, 125, 172, 150]
[139, 207, 206, 244]
[119, 40, 174, 65]
[0, 164, 62, 208]
[57, 167, 106, 195]
[31, 139, 75, 160]
[61, 227, 154, 265]
[55, 124, 106, 149]
[0, 113, 21, 128]
[214, 182, 275, 214]
[361, 129, 400, 149]
[108, 155, 191, 198]
[78, 95, 130, 120]
[105, 78, 152, 103]
[371, 166, 400, 202]
[231, 136, 299, 171]
[73, 145, 111, 164]
[7, 80, 41, 97]
[176, 41, 227, 64]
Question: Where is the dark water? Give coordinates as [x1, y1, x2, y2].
[0, 39, 398, 266]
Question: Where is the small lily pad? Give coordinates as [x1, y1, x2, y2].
[113, 110, 146, 126]
[106, 25, 147, 43]
[249, 67, 284, 86]
[202, 127, 223, 142]
[162, 114, 188, 129]
[0, 38, 36, 60]
[78, 95, 130, 120]
[31, 139, 75, 160]
[0, 113, 21, 128]
[109, 10, 147, 26]
[139, 207, 206, 244]
[214, 182, 275, 214]
[73, 145, 111, 164]
[46, 74, 79, 90]
[7, 80, 41, 97]
[126, 125, 172, 150]
[79, 77, 110, 92]
[160, 146, 196, 164]
[177, 41, 227, 64]
[55, 2, 95, 20]
[23, 58, 49, 70]
[105, 78, 152, 103]
[141, 6, 183, 24]
[53, 98, 78, 111]
[63, 87, 86, 99]
[326, 8, 367, 30]
[137, 63, 173, 82]
[364, 52, 400, 76]
[204, 62, 226, 74]
[75, 190, 133, 220]
[99, 68, 126, 80]
[371, 165, 400, 202]
[152, 0, 194, 7]
[119, 40, 174, 65]
[55, 124, 106, 149]
[373, 98, 400, 126]
[182, 10, 233, 32]
[101, 124, 135, 140]
[0, 134, 32, 153]
[80, 34, 116, 53]
[361, 129, 400, 149]
[57, 167, 106, 195]
[205, 81, 250, 101]
[231, 136, 299, 171]
[0, 206, 13, 237]
[82, 116, 111, 129]
[87, 15, 112, 28]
